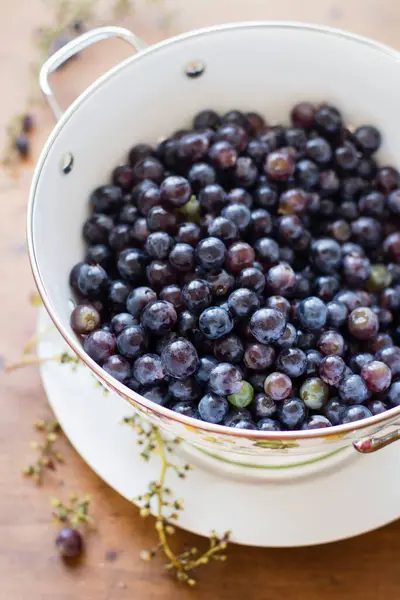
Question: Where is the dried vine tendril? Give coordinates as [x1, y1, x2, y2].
[124, 415, 230, 585]
[23, 419, 65, 484]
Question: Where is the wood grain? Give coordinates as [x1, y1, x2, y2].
[1, 1, 400, 598]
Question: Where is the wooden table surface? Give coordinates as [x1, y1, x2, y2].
[2, 1, 400, 598]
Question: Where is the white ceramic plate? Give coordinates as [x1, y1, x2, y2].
[38, 308, 400, 547]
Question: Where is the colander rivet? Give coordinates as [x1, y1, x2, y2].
[185, 61, 205, 78]
[61, 152, 74, 174]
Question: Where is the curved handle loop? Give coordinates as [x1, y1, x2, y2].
[39, 26, 148, 120]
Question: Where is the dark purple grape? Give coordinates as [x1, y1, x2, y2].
[70, 303, 100, 334]
[252, 394, 277, 419]
[227, 288, 260, 319]
[188, 162, 216, 192]
[160, 176, 191, 207]
[359, 191, 385, 217]
[208, 216, 238, 244]
[244, 343, 275, 371]
[266, 296, 290, 318]
[222, 203, 251, 232]
[276, 348, 307, 378]
[297, 296, 327, 331]
[348, 307, 379, 340]
[146, 260, 176, 289]
[305, 349, 323, 375]
[264, 372, 292, 401]
[311, 238, 342, 274]
[323, 398, 345, 426]
[199, 306, 233, 340]
[318, 330, 345, 356]
[255, 238, 281, 269]
[117, 248, 148, 281]
[193, 109, 221, 130]
[195, 237, 226, 270]
[233, 157, 258, 188]
[303, 415, 332, 429]
[177, 132, 209, 163]
[176, 222, 202, 247]
[131, 218, 150, 245]
[127, 286, 157, 317]
[85, 244, 112, 269]
[83, 214, 114, 244]
[342, 405, 372, 423]
[169, 377, 201, 402]
[90, 185, 123, 214]
[354, 125, 381, 155]
[245, 111, 267, 135]
[335, 141, 359, 171]
[116, 325, 147, 359]
[109, 280, 131, 311]
[108, 224, 131, 251]
[351, 217, 382, 247]
[237, 267, 266, 294]
[291, 102, 316, 128]
[159, 285, 184, 312]
[110, 312, 137, 335]
[83, 330, 116, 364]
[56, 528, 83, 558]
[132, 156, 164, 184]
[145, 232, 174, 260]
[306, 137, 332, 164]
[257, 418, 282, 431]
[194, 355, 217, 385]
[182, 279, 212, 312]
[209, 363, 242, 395]
[276, 323, 298, 348]
[103, 354, 132, 383]
[366, 399, 388, 416]
[22, 114, 34, 133]
[161, 338, 199, 379]
[376, 346, 400, 379]
[141, 385, 169, 406]
[314, 276, 339, 301]
[314, 105, 342, 136]
[279, 188, 309, 216]
[227, 188, 253, 207]
[213, 334, 244, 364]
[133, 354, 164, 386]
[295, 159, 320, 189]
[206, 269, 235, 297]
[147, 205, 177, 233]
[141, 301, 177, 335]
[209, 141, 237, 169]
[318, 355, 345, 386]
[254, 183, 278, 208]
[169, 243, 195, 272]
[170, 402, 198, 417]
[319, 169, 340, 197]
[76, 263, 108, 299]
[112, 165, 134, 190]
[264, 149, 295, 181]
[266, 263, 296, 296]
[128, 143, 154, 166]
[198, 393, 229, 424]
[277, 398, 306, 429]
[213, 123, 248, 151]
[198, 184, 227, 213]
[361, 360, 391, 393]
[339, 374, 369, 405]
[250, 308, 286, 343]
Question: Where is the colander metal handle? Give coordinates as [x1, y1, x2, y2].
[353, 423, 400, 453]
[39, 26, 148, 120]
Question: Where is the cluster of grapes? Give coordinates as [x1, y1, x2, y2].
[69, 102, 400, 432]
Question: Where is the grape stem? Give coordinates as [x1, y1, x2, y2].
[125, 416, 230, 585]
